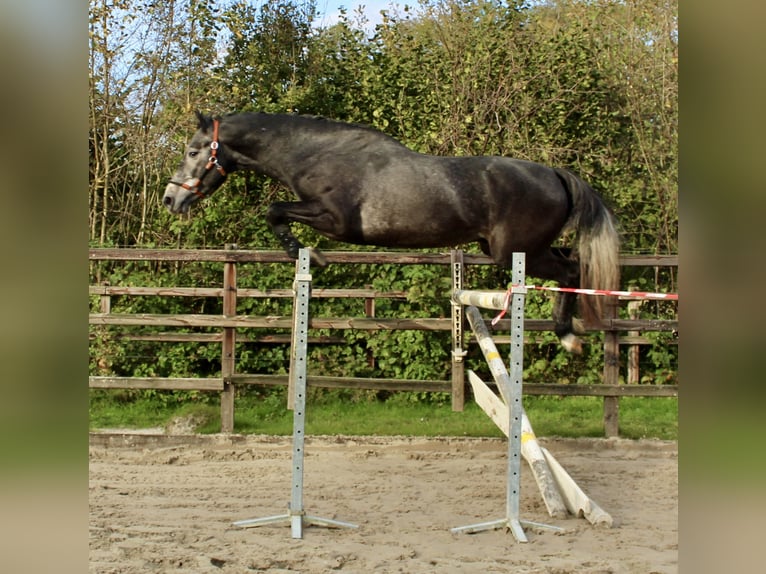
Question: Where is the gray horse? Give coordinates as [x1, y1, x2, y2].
[164, 112, 620, 353]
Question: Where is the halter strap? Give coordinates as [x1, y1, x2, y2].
[204, 118, 226, 176]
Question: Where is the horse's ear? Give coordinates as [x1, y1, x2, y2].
[195, 110, 213, 131]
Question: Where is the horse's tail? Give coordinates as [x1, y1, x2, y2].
[555, 168, 621, 326]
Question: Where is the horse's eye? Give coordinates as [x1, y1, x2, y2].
[188, 151, 199, 158]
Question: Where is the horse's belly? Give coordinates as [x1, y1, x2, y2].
[358, 208, 476, 248]
[353, 161, 483, 247]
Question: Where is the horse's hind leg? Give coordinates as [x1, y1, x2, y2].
[526, 249, 584, 354]
[486, 235, 584, 352]
[552, 290, 584, 354]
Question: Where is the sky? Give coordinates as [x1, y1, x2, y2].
[312, 1, 401, 33]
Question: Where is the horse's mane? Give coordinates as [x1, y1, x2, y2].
[232, 111, 402, 145]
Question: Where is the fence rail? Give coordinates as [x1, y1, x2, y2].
[89, 248, 678, 436]
[89, 247, 677, 266]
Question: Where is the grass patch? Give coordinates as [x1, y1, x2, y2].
[89, 391, 177, 429]
[618, 396, 678, 439]
[522, 395, 678, 439]
[90, 389, 677, 440]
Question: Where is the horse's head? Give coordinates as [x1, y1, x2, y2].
[163, 112, 231, 214]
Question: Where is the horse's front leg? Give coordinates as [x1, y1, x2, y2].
[265, 201, 328, 267]
[265, 202, 303, 259]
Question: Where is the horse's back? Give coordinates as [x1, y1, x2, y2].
[260, 114, 572, 250]
[348, 153, 568, 249]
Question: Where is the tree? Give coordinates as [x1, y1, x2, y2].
[89, 0, 225, 247]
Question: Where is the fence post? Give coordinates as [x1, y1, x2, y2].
[450, 249, 466, 411]
[627, 298, 642, 384]
[221, 244, 238, 433]
[602, 297, 620, 437]
[365, 291, 375, 368]
[100, 281, 111, 314]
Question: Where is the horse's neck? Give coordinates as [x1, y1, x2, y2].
[232, 114, 399, 179]
[250, 117, 343, 165]
[222, 115, 303, 176]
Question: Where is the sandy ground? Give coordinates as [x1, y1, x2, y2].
[89, 433, 677, 574]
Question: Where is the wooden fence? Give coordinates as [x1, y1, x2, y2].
[89, 248, 678, 436]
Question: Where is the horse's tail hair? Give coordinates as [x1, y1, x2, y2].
[555, 168, 621, 326]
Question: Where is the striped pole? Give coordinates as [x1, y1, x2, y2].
[524, 284, 677, 301]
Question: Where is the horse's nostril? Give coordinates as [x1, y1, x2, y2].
[162, 195, 172, 207]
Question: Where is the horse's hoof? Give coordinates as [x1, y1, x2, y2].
[560, 333, 583, 354]
[308, 247, 328, 267]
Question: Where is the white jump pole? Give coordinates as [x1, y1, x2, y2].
[233, 248, 358, 538]
[468, 369, 612, 527]
[463, 307, 568, 520]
